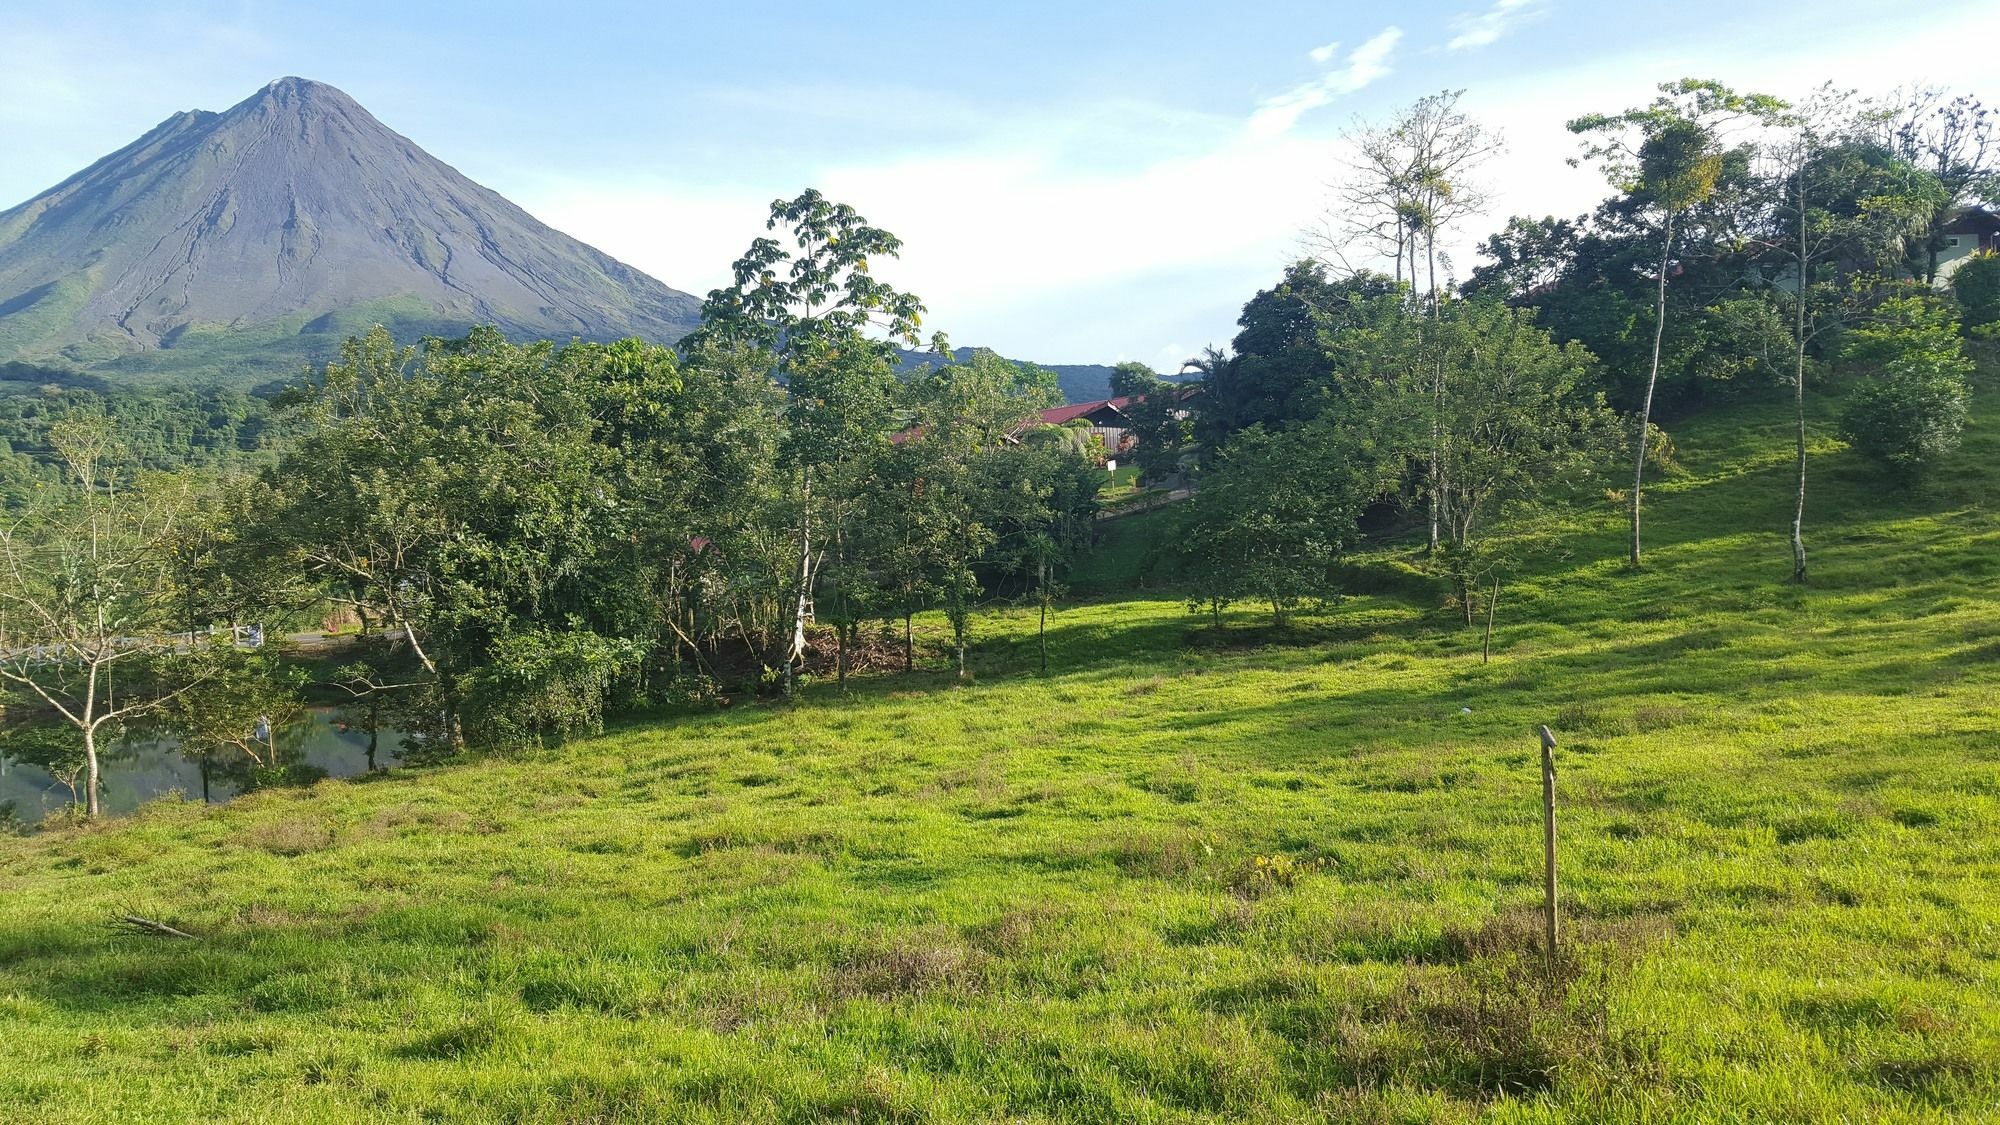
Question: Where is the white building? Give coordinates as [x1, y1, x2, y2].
[1935, 207, 2000, 286]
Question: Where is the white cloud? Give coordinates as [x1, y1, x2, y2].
[1447, 0, 1546, 52]
[1248, 27, 1403, 139]
[1308, 41, 1339, 64]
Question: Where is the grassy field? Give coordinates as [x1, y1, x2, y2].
[3, 383, 1999, 1121]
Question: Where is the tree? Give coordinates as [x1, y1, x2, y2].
[688, 189, 926, 696]
[1320, 93, 1502, 554]
[1317, 90, 1502, 297]
[1752, 89, 1941, 582]
[1426, 302, 1621, 618]
[1464, 216, 1582, 304]
[1327, 297, 1619, 618]
[161, 649, 308, 781]
[1952, 251, 2000, 329]
[1193, 263, 1398, 446]
[900, 350, 1060, 678]
[1571, 78, 1786, 567]
[270, 328, 694, 749]
[979, 428, 1101, 673]
[1873, 90, 1997, 282]
[1840, 294, 1972, 482]
[1107, 362, 1192, 484]
[0, 462, 217, 819]
[1176, 418, 1401, 628]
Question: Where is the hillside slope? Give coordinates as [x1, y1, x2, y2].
[2, 387, 1998, 1120]
[0, 78, 701, 382]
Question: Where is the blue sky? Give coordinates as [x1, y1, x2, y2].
[5, 0, 1997, 367]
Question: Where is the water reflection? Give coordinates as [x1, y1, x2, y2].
[0, 709, 403, 825]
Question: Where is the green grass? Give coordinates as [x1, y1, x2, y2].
[4, 384, 2000, 1121]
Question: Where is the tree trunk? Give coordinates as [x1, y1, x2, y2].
[785, 481, 813, 699]
[836, 622, 847, 689]
[953, 596, 969, 681]
[1630, 214, 1675, 569]
[1791, 183, 1809, 585]
[1038, 558, 1049, 676]
[1429, 368, 1443, 556]
[904, 612, 914, 672]
[1426, 230, 1444, 556]
[82, 725, 101, 819]
[1482, 577, 1499, 664]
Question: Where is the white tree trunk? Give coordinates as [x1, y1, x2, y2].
[1631, 215, 1675, 568]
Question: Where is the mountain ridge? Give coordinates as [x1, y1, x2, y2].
[0, 77, 702, 377]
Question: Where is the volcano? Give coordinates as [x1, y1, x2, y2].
[0, 77, 701, 381]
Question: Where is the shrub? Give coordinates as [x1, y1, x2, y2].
[460, 628, 641, 752]
[1840, 296, 1973, 482]
[1951, 251, 2000, 330]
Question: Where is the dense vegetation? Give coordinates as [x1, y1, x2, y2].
[2, 384, 1998, 1120]
[2, 76, 1998, 1121]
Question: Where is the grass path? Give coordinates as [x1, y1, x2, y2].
[3, 388, 1999, 1121]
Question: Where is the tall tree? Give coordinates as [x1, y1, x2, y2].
[901, 350, 1060, 678]
[1192, 263, 1397, 446]
[1873, 89, 1997, 282]
[1175, 417, 1400, 628]
[1426, 302, 1622, 617]
[687, 189, 926, 696]
[1570, 78, 1786, 567]
[271, 328, 681, 749]
[1753, 90, 1940, 583]
[1320, 92, 1501, 553]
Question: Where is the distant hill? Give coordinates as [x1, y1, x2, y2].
[0, 78, 702, 384]
[896, 347, 1128, 404]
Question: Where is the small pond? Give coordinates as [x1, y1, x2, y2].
[0, 709, 405, 825]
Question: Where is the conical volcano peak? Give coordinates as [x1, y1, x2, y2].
[0, 79, 700, 380]
[250, 76, 357, 106]
[221, 76, 371, 127]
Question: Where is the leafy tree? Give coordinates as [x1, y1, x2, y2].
[1571, 78, 1786, 567]
[270, 327, 702, 749]
[1464, 216, 1582, 304]
[1176, 418, 1401, 628]
[1874, 90, 1997, 281]
[0, 462, 219, 818]
[1840, 294, 1973, 482]
[1194, 263, 1398, 445]
[1426, 303, 1621, 617]
[1751, 90, 1943, 582]
[1952, 251, 2000, 330]
[1106, 362, 1192, 483]
[460, 629, 641, 753]
[687, 189, 926, 696]
[1327, 297, 1619, 617]
[160, 648, 308, 771]
[978, 427, 1102, 673]
[898, 350, 1060, 678]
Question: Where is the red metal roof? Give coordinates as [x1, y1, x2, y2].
[1034, 396, 1134, 426]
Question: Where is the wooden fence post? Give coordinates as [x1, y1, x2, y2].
[1481, 577, 1500, 664]
[1538, 724, 1559, 969]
